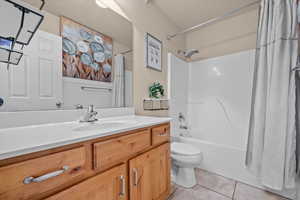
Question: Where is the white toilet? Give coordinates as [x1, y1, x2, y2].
[171, 142, 203, 188]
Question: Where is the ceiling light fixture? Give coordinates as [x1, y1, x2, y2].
[95, 0, 108, 8]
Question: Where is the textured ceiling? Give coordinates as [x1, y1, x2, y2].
[153, 0, 259, 30]
[21, 0, 133, 48]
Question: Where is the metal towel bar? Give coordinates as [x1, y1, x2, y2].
[81, 86, 112, 92]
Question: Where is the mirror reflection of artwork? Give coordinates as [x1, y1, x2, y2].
[61, 17, 113, 82]
[146, 33, 162, 71]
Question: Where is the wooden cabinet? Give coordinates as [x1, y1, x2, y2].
[45, 164, 127, 200]
[0, 123, 170, 200]
[129, 143, 171, 200]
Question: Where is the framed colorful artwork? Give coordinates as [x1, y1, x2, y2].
[145, 33, 162, 71]
[60, 16, 113, 82]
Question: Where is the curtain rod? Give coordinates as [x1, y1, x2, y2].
[167, 0, 260, 40]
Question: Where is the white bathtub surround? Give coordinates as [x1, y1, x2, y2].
[246, 0, 299, 190]
[0, 113, 171, 160]
[112, 54, 125, 107]
[168, 50, 297, 199]
[188, 51, 254, 150]
[168, 54, 189, 137]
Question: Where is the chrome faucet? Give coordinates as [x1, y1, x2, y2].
[178, 112, 188, 130]
[80, 105, 98, 122]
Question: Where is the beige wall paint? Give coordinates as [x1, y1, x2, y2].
[186, 8, 259, 61]
[39, 11, 60, 36]
[115, 0, 186, 117]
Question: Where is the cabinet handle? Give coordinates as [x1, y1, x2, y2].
[159, 133, 168, 136]
[119, 175, 126, 197]
[23, 166, 69, 184]
[132, 168, 138, 186]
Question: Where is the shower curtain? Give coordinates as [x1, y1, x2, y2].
[246, 0, 299, 190]
[112, 54, 125, 107]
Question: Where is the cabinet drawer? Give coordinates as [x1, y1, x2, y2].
[45, 164, 127, 200]
[0, 147, 86, 200]
[152, 125, 170, 145]
[93, 129, 151, 170]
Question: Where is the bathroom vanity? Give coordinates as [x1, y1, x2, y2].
[0, 116, 171, 200]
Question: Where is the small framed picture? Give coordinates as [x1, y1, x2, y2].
[146, 33, 162, 71]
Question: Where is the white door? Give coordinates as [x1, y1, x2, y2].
[0, 30, 62, 111]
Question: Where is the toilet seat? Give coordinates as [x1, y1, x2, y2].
[171, 142, 201, 156]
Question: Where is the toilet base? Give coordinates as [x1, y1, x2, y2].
[175, 167, 197, 188]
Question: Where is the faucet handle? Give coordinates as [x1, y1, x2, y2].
[88, 105, 94, 112]
[179, 112, 185, 121]
[75, 104, 83, 109]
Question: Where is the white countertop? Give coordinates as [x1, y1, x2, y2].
[0, 115, 171, 160]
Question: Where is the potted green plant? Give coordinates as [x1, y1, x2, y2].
[149, 82, 164, 99]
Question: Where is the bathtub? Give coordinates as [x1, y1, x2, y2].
[174, 136, 297, 199]
[175, 136, 259, 184]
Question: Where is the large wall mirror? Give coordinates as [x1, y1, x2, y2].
[0, 0, 133, 111]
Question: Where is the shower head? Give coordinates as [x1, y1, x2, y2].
[178, 49, 199, 59]
[184, 49, 199, 58]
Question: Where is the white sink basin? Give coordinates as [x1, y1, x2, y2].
[73, 120, 138, 132]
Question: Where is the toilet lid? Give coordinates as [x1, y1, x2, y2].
[171, 142, 201, 155]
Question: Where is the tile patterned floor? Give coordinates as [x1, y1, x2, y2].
[168, 169, 290, 200]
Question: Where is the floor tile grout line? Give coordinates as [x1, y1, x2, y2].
[196, 168, 237, 183]
[195, 184, 233, 199]
[173, 182, 231, 199]
[194, 169, 236, 199]
[232, 181, 237, 200]
[168, 184, 178, 200]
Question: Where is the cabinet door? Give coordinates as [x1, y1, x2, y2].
[0, 30, 62, 111]
[45, 164, 127, 200]
[129, 143, 171, 200]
